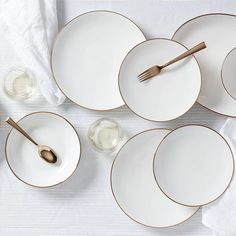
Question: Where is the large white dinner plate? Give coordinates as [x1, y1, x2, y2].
[153, 125, 234, 207]
[51, 10, 145, 111]
[118, 38, 201, 121]
[173, 13, 236, 117]
[5, 112, 81, 187]
[111, 129, 199, 228]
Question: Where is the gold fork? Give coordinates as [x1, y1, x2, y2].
[138, 42, 206, 82]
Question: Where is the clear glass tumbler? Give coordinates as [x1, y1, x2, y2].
[3, 66, 37, 101]
[88, 118, 124, 154]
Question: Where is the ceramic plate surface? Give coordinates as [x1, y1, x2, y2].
[153, 125, 234, 207]
[118, 38, 201, 121]
[221, 47, 236, 100]
[173, 13, 236, 117]
[5, 112, 81, 187]
[51, 11, 145, 111]
[111, 129, 199, 227]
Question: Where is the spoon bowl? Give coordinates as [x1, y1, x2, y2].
[38, 145, 57, 164]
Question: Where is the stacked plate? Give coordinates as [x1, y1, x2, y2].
[173, 13, 236, 117]
[51, 11, 202, 122]
[51, 12, 236, 120]
[111, 126, 234, 227]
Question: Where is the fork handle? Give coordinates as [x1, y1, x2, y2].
[6, 117, 38, 146]
[162, 42, 206, 68]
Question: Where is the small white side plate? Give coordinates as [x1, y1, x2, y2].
[221, 47, 236, 100]
[5, 112, 81, 187]
[111, 129, 199, 228]
[119, 38, 201, 121]
[51, 11, 145, 111]
[153, 125, 234, 207]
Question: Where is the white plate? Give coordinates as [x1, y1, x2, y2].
[153, 125, 234, 207]
[118, 38, 201, 121]
[5, 112, 81, 187]
[51, 11, 145, 111]
[221, 47, 236, 100]
[173, 13, 236, 117]
[111, 129, 199, 227]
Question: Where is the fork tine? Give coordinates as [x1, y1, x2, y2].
[139, 71, 155, 82]
[138, 67, 152, 77]
[138, 69, 154, 81]
[138, 75, 152, 82]
[140, 76, 152, 83]
[138, 75, 151, 82]
[138, 69, 154, 79]
[138, 72, 152, 81]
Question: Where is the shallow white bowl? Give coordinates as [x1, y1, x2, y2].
[5, 112, 81, 187]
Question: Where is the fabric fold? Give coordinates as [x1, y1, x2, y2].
[202, 118, 236, 236]
[0, 0, 65, 105]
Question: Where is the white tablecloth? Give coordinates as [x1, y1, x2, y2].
[0, 0, 235, 235]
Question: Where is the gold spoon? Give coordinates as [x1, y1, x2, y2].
[6, 117, 57, 164]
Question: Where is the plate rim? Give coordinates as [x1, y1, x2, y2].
[5, 111, 82, 188]
[118, 37, 202, 122]
[110, 128, 200, 228]
[221, 46, 236, 101]
[51, 10, 146, 111]
[153, 124, 235, 207]
[172, 12, 236, 118]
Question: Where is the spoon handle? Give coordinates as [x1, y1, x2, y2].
[6, 117, 38, 146]
[162, 42, 206, 68]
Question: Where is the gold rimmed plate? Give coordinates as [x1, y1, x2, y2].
[118, 38, 201, 122]
[111, 129, 199, 228]
[51, 10, 146, 111]
[173, 13, 236, 117]
[221, 47, 236, 100]
[153, 125, 234, 207]
[5, 112, 81, 188]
